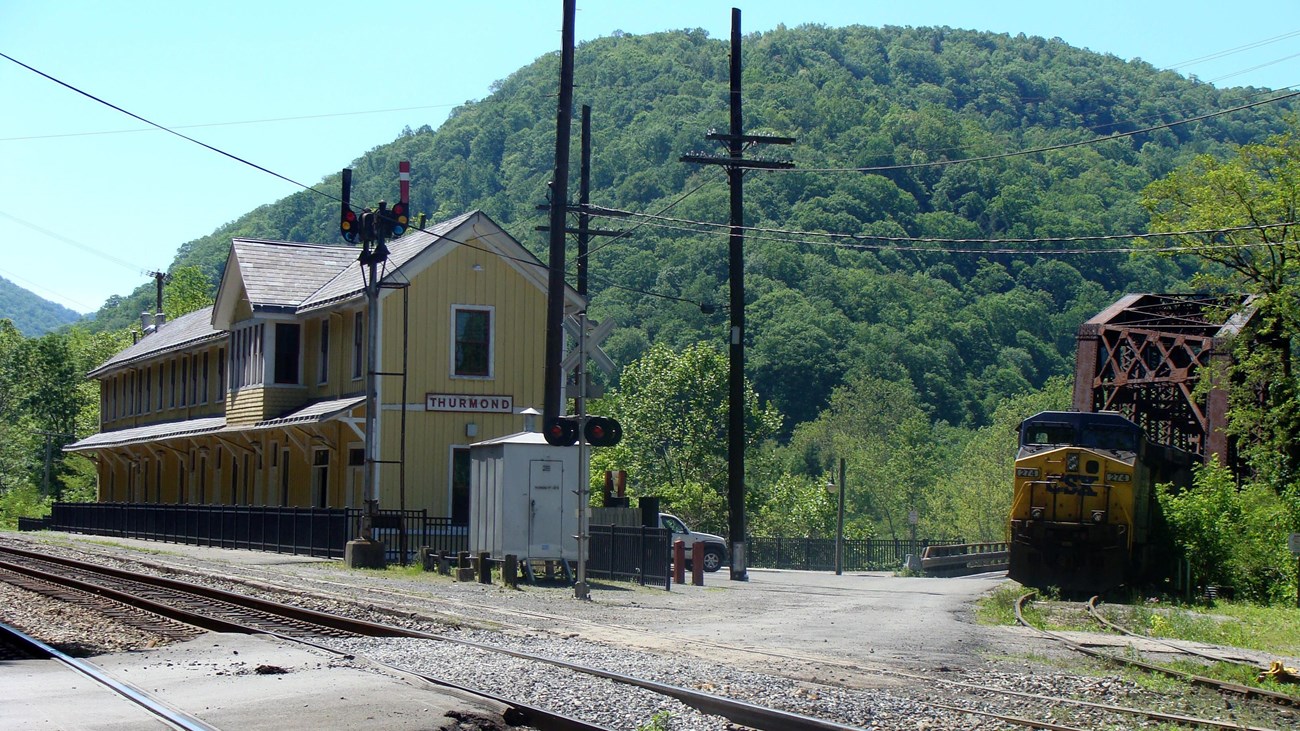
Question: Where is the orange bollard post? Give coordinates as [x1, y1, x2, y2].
[692, 541, 705, 586]
[673, 540, 686, 585]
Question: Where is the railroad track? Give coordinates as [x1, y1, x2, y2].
[1015, 590, 1297, 729]
[1086, 595, 1267, 668]
[0, 545, 601, 730]
[9, 538, 1293, 731]
[0, 544, 859, 730]
[0, 617, 218, 730]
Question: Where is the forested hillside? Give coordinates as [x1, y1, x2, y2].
[88, 24, 1296, 433]
[0, 276, 81, 336]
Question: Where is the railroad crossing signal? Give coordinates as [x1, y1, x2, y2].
[561, 317, 616, 376]
[543, 415, 622, 447]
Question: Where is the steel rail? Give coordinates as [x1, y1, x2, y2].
[0, 544, 857, 730]
[12, 542, 1264, 731]
[1086, 595, 1266, 669]
[0, 618, 219, 731]
[0, 544, 421, 638]
[199, 562, 1287, 731]
[0, 547, 608, 731]
[1016, 591, 1295, 719]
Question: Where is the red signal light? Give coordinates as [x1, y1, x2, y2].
[543, 416, 578, 446]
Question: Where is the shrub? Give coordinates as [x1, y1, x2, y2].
[1160, 459, 1298, 604]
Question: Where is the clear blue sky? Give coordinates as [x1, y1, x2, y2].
[2, 1, 1296, 314]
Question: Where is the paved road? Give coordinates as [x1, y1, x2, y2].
[609, 567, 1014, 669]
[4, 531, 1024, 673]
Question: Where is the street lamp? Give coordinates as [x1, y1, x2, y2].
[825, 458, 846, 575]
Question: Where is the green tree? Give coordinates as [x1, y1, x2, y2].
[163, 265, 216, 319]
[591, 342, 781, 533]
[926, 377, 1071, 541]
[749, 472, 839, 538]
[785, 374, 945, 541]
[1142, 128, 1300, 482]
[1160, 459, 1298, 604]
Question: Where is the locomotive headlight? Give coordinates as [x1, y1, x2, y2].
[1030, 507, 1044, 520]
[1106, 472, 1131, 483]
[1067, 453, 1080, 471]
[1091, 510, 1106, 523]
[1016, 468, 1040, 478]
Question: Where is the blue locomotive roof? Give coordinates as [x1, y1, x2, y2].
[1018, 410, 1142, 452]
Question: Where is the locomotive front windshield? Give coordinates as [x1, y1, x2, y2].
[1081, 425, 1138, 452]
[1020, 414, 1140, 453]
[1022, 423, 1076, 446]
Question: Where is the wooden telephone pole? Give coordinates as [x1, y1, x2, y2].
[681, 8, 793, 580]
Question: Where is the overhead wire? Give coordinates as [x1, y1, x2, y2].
[4, 48, 1293, 310]
[0, 265, 97, 313]
[0, 103, 458, 143]
[1, 51, 716, 313]
[0, 209, 150, 273]
[1207, 52, 1300, 85]
[768, 89, 1300, 174]
[583, 205, 1296, 256]
[0, 51, 320, 196]
[1166, 28, 1300, 70]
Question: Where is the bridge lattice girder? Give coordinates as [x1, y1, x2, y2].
[1072, 293, 1255, 463]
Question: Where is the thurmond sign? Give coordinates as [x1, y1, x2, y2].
[425, 393, 514, 413]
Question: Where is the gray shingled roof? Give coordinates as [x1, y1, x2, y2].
[231, 239, 360, 310]
[299, 211, 476, 311]
[88, 306, 223, 377]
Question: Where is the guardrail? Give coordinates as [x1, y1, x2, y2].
[919, 542, 1009, 576]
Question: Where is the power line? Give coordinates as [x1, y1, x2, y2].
[583, 204, 1296, 255]
[1207, 52, 1300, 85]
[1167, 28, 1300, 69]
[583, 174, 722, 259]
[0, 51, 320, 195]
[780, 90, 1300, 174]
[0, 103, 458, 143]
[0, 208, 148, 273]
[0, 265, 97, 313]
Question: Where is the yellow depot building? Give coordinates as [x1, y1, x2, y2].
[67, 211, 583, 523]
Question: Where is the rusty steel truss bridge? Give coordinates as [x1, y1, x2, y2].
[1072, 293, 1257, 463]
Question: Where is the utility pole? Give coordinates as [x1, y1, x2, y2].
[681, 8, 793, 581]
[543, 0, 577, 429]
[146, 270, 167, 316]
[33, 429, 73, 499]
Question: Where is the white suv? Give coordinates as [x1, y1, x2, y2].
[659, 513, 727, 572]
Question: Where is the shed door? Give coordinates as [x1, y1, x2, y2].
[528, 459, 565, 557]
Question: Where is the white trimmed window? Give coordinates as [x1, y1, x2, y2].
[451, 305, 493, 378]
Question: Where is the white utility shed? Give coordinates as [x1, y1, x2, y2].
[468, 431, 580, 562]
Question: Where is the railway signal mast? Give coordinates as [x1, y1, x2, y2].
[340, 162, 411, 568]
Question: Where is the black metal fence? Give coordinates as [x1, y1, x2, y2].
[748, 536, 965, 572]
[352, 509, 468, 563]
[48, 502, 350, 558]
[587, 523, 672, 588]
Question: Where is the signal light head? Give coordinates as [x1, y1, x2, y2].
[543, 416, 578, 447]
[584, 416, 623, 447]
[340, 209, 359, 244]
[388, 202, 408, 237]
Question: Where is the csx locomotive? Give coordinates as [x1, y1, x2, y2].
[1008, 411, 1194, 593]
